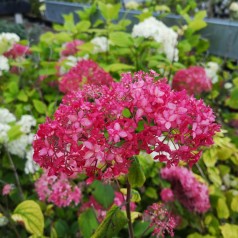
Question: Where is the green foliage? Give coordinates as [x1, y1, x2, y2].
[12, 200, 44, 236]
[78, 208, 99, 238]
[91, 205, 127, 238]
[91, 180, 115, 209]
[128, 157, 146, 188]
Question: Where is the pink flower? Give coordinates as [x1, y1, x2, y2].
[161, 166, 210, 213]
[4, 43, 30, 59]
[160, 188, 174, 202]
[144, 203, 180, 238]
[33, 71, 219, 181]
[58, 60, 114, 93]
[61, 40, 84, 57]
[172, 66, 212, 95]
[2, 184, 14, 196]
[35, 170, 81, 207]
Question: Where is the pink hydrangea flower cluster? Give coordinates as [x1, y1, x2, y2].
[4, 43, 30, 59]
[172, 66, 212, 95]
[144, 203, 180, 238]
[160, 188, 174, 202]
[81, 192, 136, 222]
[2, 184, 14, 196]
[33, 70, 219, 181]
[61, 40, 84, 57]
[35, 170, 81, 207]
[161, 166, 210, 213]
[59, 59, 113, 93]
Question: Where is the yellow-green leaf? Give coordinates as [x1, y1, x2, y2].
[12, 200, 44, 235]
[231, 195, 238, 212]
[220, 223, 238, 238]
[217, 198, 230, 219]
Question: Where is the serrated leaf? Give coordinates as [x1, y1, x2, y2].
[17, 90, 28, 102]
[128, 157, 146, 188]
[91, 205, 127, 238]
[75, 20, 91, 32]
[91, 180, 114, 209]
[78, 208, 99, 238]
[33, 100, 47, 114]
[12, 200, 44, 235]
[220, 223, 238, 238]
[203, 148, 217, 167]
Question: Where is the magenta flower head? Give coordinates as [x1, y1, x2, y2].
[4, 43, 30, 59]
[61, 39, 84, 57]
[172, 66, 212, 95]
[33, 70, 219, 181]
[160, 188, 174, 202]
[2, 184, 14, 196]
[59, 59, 114, 93]
[161, 166, 210, 213]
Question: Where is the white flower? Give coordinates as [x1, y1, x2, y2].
[224, 82, 233, 89]
[91, 36, 109, 54]
[58, 55, 89, 75]
[132, 17, 179, 61]
[205, 62, 219, 84]
[0, 108, 16, 124]
[24, 148, 39, 174]
[0, 55, 10, 75]
[230, 2, 238, 11]
[7, 133, 34, 158]
[125, 1, 139, 10]
[0, 32, 20, 53]
[17, 115, 36, 133]
[0, 123, 10, 143]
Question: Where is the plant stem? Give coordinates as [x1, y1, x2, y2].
[5, 148, 24, 200]
[126, 179, 134, 238]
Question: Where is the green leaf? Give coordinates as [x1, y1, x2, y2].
[91, 205, 127, 238]
[7, 124, 22, 141]
[98, 2, 121, 21]
[109, 32, 133, 47]
[91, 180, 114, 209]
[122, 108, 132, 118]
[217, 198, 230, 219]
[203, 148, 217, 167]
[78, 208, 99, 238]
[231, 195, 238, 212]
[12, 200, 44, 235]
[33, 100, 47, 114]
[226, 88, 238, 109]
[187, 233, 215, 238]
[128, 157, 146, 187]
[220, 223, 238, 238]
[106, 63, 134, 72]
[63, 13, 75, 32]
[120, 188, 141, 202]
[145, 187, 158, 199]
[134, 221, 152, 237]
[17, 90, 28, 102]
[54, 219, 68, 238]
[188, 10, 207, 32]
[75, 20, 91, 32]
[208, 167, 222, 187]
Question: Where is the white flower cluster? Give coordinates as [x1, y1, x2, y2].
[0, 55, 9, 76]
[205, 62, 219, 84]
[0, 32, 20, 54]
[132, 17, 179, 61]
[125, 1, 140, 10]
[0, 108, 38, 174]
[230, 2, 238, 12]
[91, 36, 109, 54]
[58, 55, 89, 75]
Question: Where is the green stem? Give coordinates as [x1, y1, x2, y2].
[5, 148, 24, 200]
[126, 179, 134, 238]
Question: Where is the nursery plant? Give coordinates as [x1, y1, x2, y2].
[1, 1, 238, 238]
